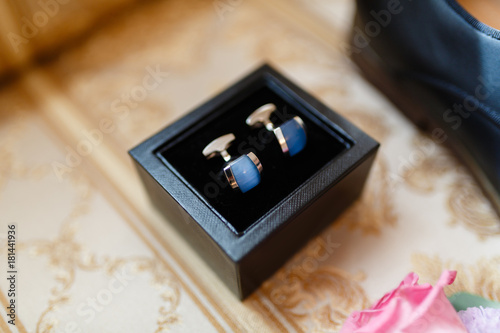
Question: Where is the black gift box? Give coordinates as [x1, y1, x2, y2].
[129, 64, 379, 299]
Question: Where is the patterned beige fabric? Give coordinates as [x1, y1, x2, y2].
[0, 0, 142, 77]
[0, 0, 499, 332]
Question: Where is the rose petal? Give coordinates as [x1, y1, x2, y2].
[340, 271, 468, 333]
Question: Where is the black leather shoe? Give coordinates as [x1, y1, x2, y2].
[350, 0, 500, 214]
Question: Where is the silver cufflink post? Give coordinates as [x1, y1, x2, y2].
[202, 133, 236, 162]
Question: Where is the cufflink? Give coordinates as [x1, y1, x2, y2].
[203, 133, 263, 193]
[246, 103, 307, 156]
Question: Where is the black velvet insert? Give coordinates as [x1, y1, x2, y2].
[157, 82, 351, 234]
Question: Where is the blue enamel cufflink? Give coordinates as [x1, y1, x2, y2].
[246, 103, 307, 156]
[203, 133, 263, 193]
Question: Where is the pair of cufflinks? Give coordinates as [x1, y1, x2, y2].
[202, 103, 307, 193]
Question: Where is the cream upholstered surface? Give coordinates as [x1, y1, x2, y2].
[0, 0, 144, 78]
[0, 0, 499, 332]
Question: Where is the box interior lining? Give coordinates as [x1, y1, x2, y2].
[156, 81, 352, 234]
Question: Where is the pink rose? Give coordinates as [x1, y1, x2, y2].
[340, 270, 468, 333]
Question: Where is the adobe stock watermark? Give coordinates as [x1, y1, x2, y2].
[213, 0, 244, 22]
[8, 0, 73, 54]
[202, 106, 293, 199]
[51, 65, 169, 182]
[389, 75, 497, 187]
[340, 0, 411, 56]
[442, 75, 495, 130]
[53, 265, 135, 333]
